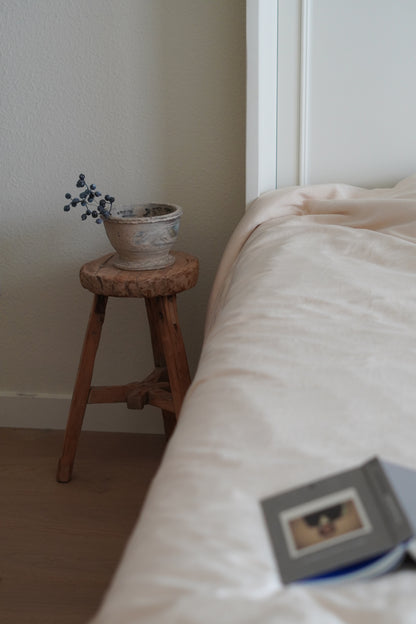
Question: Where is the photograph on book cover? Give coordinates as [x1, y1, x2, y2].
[262, 458, 412, 583]
[279, 487, 372, 559]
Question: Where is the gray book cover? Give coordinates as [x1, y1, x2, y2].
[261, 457, 415, 584]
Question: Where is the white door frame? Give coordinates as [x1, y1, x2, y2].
[246, 0, 307, 205]
[246, 0, 278, 206]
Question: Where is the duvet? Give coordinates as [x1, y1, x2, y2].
[91, 175, 416, 623]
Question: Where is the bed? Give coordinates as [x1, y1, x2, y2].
[91, 175, 416, 623]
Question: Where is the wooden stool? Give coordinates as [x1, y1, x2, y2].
[57, 251, 199, 483]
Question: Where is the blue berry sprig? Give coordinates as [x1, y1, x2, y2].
[63, 174, 115, 224]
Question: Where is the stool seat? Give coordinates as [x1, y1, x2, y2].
[80, 251, 199, 298]
[57, 251, 199, 483]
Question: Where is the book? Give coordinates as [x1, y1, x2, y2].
[261, 457, 416, 585]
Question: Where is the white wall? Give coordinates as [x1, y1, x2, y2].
[299, 0, 416, 188]
[0, 0, 246, 432]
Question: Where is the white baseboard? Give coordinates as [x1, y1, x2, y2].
[0, 392, 164, 434]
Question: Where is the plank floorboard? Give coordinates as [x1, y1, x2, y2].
[0, 427, 165, 624]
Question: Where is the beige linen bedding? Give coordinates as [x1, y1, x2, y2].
[91, 175, 416, 623]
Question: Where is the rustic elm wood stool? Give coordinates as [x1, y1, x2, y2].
[56, 251, 199, 483]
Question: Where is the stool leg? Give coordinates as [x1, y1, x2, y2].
[57, 294, 108, 482]
[145, 295, 191, 436]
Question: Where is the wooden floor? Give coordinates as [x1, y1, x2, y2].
[0, 427, 166, 624]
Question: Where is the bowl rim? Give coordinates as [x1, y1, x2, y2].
[106, 203, 183, 224]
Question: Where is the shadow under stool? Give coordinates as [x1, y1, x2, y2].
[57, 251, 199, 483]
